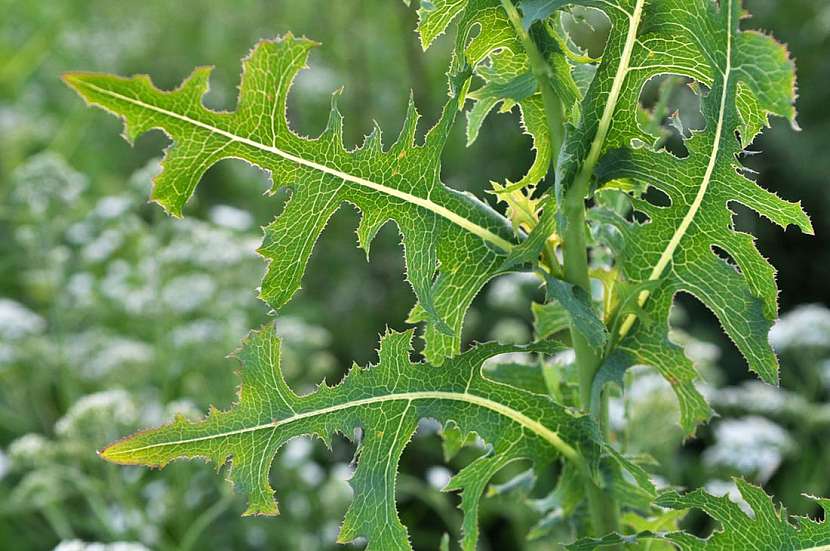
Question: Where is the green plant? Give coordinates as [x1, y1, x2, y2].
[62, 0, 824, 549]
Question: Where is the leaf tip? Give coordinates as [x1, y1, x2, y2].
[60, 71, 83, 90]
[798, 207, 815, 236]
[61, 71, 98, 103]
[98, 438, 138, 465]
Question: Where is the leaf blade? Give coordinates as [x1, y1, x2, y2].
[100, 324, 605, 550]
[64, 35, 521, 363]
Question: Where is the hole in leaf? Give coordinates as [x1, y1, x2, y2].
[399, 424, 463, 548]
[638, 75, 706, 159]
[560, 6, 611, 60]
[630, 208, 650, 225]
[711, 245, 742, 275]
[643, 185, 672, 208]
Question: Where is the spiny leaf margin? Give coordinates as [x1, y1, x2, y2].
[569, 479, 830, 550]
[100, 323, 607, 550]
[63, 33, 520, 364]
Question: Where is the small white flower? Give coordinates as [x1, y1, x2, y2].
[713, 381, 806, 417]
[627, 370, 672, 403]
[160, 219, 258, 267]
[104, 504, 144, 535]
[550, 349, 576, 367]
[293, 64, 339, 95]
[607, 397, 626, 431]
[245, 526, 268, 548]
[489, 318, 530, 344]
[331, 462, 354, 482]
[66, 221, 95, 245]
[142, 481, 170, 524]
[683, 339, 721, 365]
[100, 259, 156, 315]
[322, 522, 341, 543]
[127, 158, 161, 196]
[0, 449, 9, 480]
[285, 493, 311, 518]
[417, 418, 443, 436]
[0, 342, 17, 365]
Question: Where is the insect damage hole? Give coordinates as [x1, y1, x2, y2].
[559, 6, 611, 60]
[637, 75, 706, 159]
[710, 245, 743, 275]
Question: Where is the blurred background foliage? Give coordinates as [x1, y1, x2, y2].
[0, 0, 827, 549]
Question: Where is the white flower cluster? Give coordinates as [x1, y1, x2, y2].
[170, 319, 224, 348]
[59, 18, 152, 71]
[712, 380, 809, 418]
[11, 152, 87, 216]
[54, 390, 138, 437]
[8, 433, 53, 468]
[770, 304, 830, 352]
[161, 274, 217, 314]
[703, 416, 794, 482]
[99, 259, 157, 315]
[64, 331, 154, 380]
[158, 219, 260, 268]
[0, 104, 53, 145]
[0, 299, 45, 340]
[609, 367, 679, 432]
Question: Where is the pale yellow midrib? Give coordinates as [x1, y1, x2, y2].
[109, 390, 580, 463]
[618, 4, 734, 338]
[75, 80, 514, 252]
[571, 0, 645, 197]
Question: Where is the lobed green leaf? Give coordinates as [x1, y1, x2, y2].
[64, 35, 521, 364]
[101, 324, 610, 550]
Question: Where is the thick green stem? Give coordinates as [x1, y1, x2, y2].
[562, 193, 601, 404]
[563, 187, 621, 539]
[501, 0, 620, 541]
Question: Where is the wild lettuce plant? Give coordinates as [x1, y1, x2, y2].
[63, 0, 826, 548]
